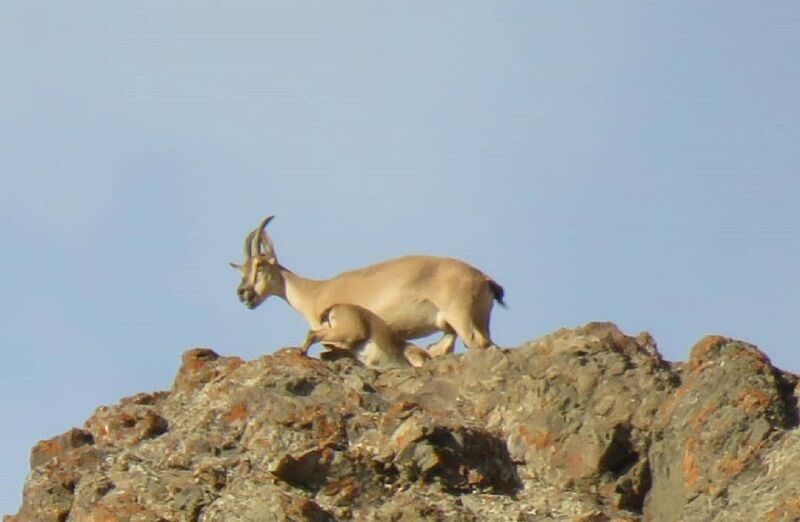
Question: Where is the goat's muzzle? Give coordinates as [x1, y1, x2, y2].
[238, 287, 258, 308]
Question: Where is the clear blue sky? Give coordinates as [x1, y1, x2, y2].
[2, 2, 798, 514]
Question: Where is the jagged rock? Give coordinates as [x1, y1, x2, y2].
[5, 323, 799, 521]
[29, 428, 94, 470]
[644, 335, 799, 521]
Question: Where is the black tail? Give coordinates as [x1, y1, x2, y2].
[488, 279, 507, 308]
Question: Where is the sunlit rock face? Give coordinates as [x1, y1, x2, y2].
[6, 323, 800, 521]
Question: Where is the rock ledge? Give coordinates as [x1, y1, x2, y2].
[6, 323, 800, 521]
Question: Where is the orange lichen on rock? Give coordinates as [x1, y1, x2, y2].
[736, 389, 773, 414]
[688, 335, 729, 373]
[517, 424, 554, 449]
[682, 437, 700, 489]
[222, 403, 248, 424]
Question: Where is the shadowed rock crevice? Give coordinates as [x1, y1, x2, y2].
[615, 459, 651, 513]
[284, 376, 319, 397]
[774, 369, 800, 429]
[394, 426, 522, 495]
[5, 324, 800, 521]
[271, 448, 333, 490]
[596, 424, 637, 476]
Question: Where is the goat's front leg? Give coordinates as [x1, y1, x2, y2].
[300, 329, 322, 356]
[300, 328, 358, 356]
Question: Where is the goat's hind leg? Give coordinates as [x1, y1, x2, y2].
[442, 302, 495, 351]
[426, 323, 457, 357]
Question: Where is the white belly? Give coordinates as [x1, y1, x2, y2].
[354, 339, 408, 370]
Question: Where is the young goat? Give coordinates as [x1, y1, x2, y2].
[300, 304, 430, 370]
[231, 215, 505, 356]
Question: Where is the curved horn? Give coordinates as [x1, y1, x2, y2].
[242, 215, 274, 258]
[242, 230, 257, 259]
[249, 227, 262, 257]
[258, 215, 275, 233]
[249, 215, 273, 256]
[257, 215, 276, 257]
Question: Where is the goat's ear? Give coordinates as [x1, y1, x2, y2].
[318, 305, 333, 325]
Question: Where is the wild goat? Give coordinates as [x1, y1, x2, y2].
[300, 304, 430, 369]
[230, 215, 504, 355]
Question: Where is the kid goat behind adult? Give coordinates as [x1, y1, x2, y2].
[300, 303, 431, 370]
[230, 215, 505, 356]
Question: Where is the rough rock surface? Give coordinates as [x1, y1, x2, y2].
[6, 323, 800, 521]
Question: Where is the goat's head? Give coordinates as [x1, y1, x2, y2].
[230, 215, 282, 309]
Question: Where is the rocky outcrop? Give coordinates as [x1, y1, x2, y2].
[6, 323, 800, 521]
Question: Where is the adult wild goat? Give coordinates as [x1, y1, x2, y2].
[231, 215, 504, 355]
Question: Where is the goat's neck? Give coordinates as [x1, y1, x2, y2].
[278, 266, 325, 325]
